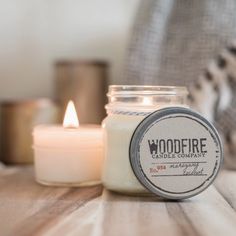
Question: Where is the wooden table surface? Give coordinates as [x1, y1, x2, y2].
[0, 165, 236, 236]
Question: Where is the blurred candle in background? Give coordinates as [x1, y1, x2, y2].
[0, 99, 59, 164]
[33, 100, 103, 187]
[55, 60, 108, 124]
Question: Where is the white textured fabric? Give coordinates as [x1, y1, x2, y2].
[120, 0, 236, 169]
[121, 0, 236, 86]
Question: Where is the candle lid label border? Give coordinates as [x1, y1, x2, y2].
[129, 107, 223, 199]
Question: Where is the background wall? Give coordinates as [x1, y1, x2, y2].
[0, 0, 139, 100]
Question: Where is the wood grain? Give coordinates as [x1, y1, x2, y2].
[92, 187, 236, 236]
[0, 167, 236, 236]
[0, 166, 102, 236]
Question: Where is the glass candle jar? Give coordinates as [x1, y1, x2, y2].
[102, 85, 189, 195]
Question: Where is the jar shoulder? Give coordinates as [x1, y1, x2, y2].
[102, 114, 145, 129]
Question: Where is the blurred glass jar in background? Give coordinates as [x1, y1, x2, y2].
[55, 60, 108, 124]
[0, 99, 59, 164]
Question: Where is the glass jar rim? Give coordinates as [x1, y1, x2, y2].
[107, 85, 188, 97]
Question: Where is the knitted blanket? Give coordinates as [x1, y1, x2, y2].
[121, 0, 236, 168]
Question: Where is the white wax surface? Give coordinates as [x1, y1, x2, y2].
[102, 114, 147, 193]
[33, 125, 103, 186]
[33, 125, 102, 148]
[102, 105, 189, 194]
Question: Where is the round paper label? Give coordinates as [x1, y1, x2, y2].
[129, 107, 223, 199]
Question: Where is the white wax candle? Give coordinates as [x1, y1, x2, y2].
[102, 85, 189, 195]
[33, 101, 103, 186]
[102, 114, 146, 193]
[102, 105, 188, 194]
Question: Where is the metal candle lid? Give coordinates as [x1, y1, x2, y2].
[129, 107, 223, 199]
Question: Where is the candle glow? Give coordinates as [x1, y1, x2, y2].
[142, 97, 152, 105]
[63, 101, 79, 128]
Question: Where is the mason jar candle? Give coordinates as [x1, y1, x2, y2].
[102, 85, 189, 194]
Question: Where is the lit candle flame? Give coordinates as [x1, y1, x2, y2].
[63, 101, 79, 128]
